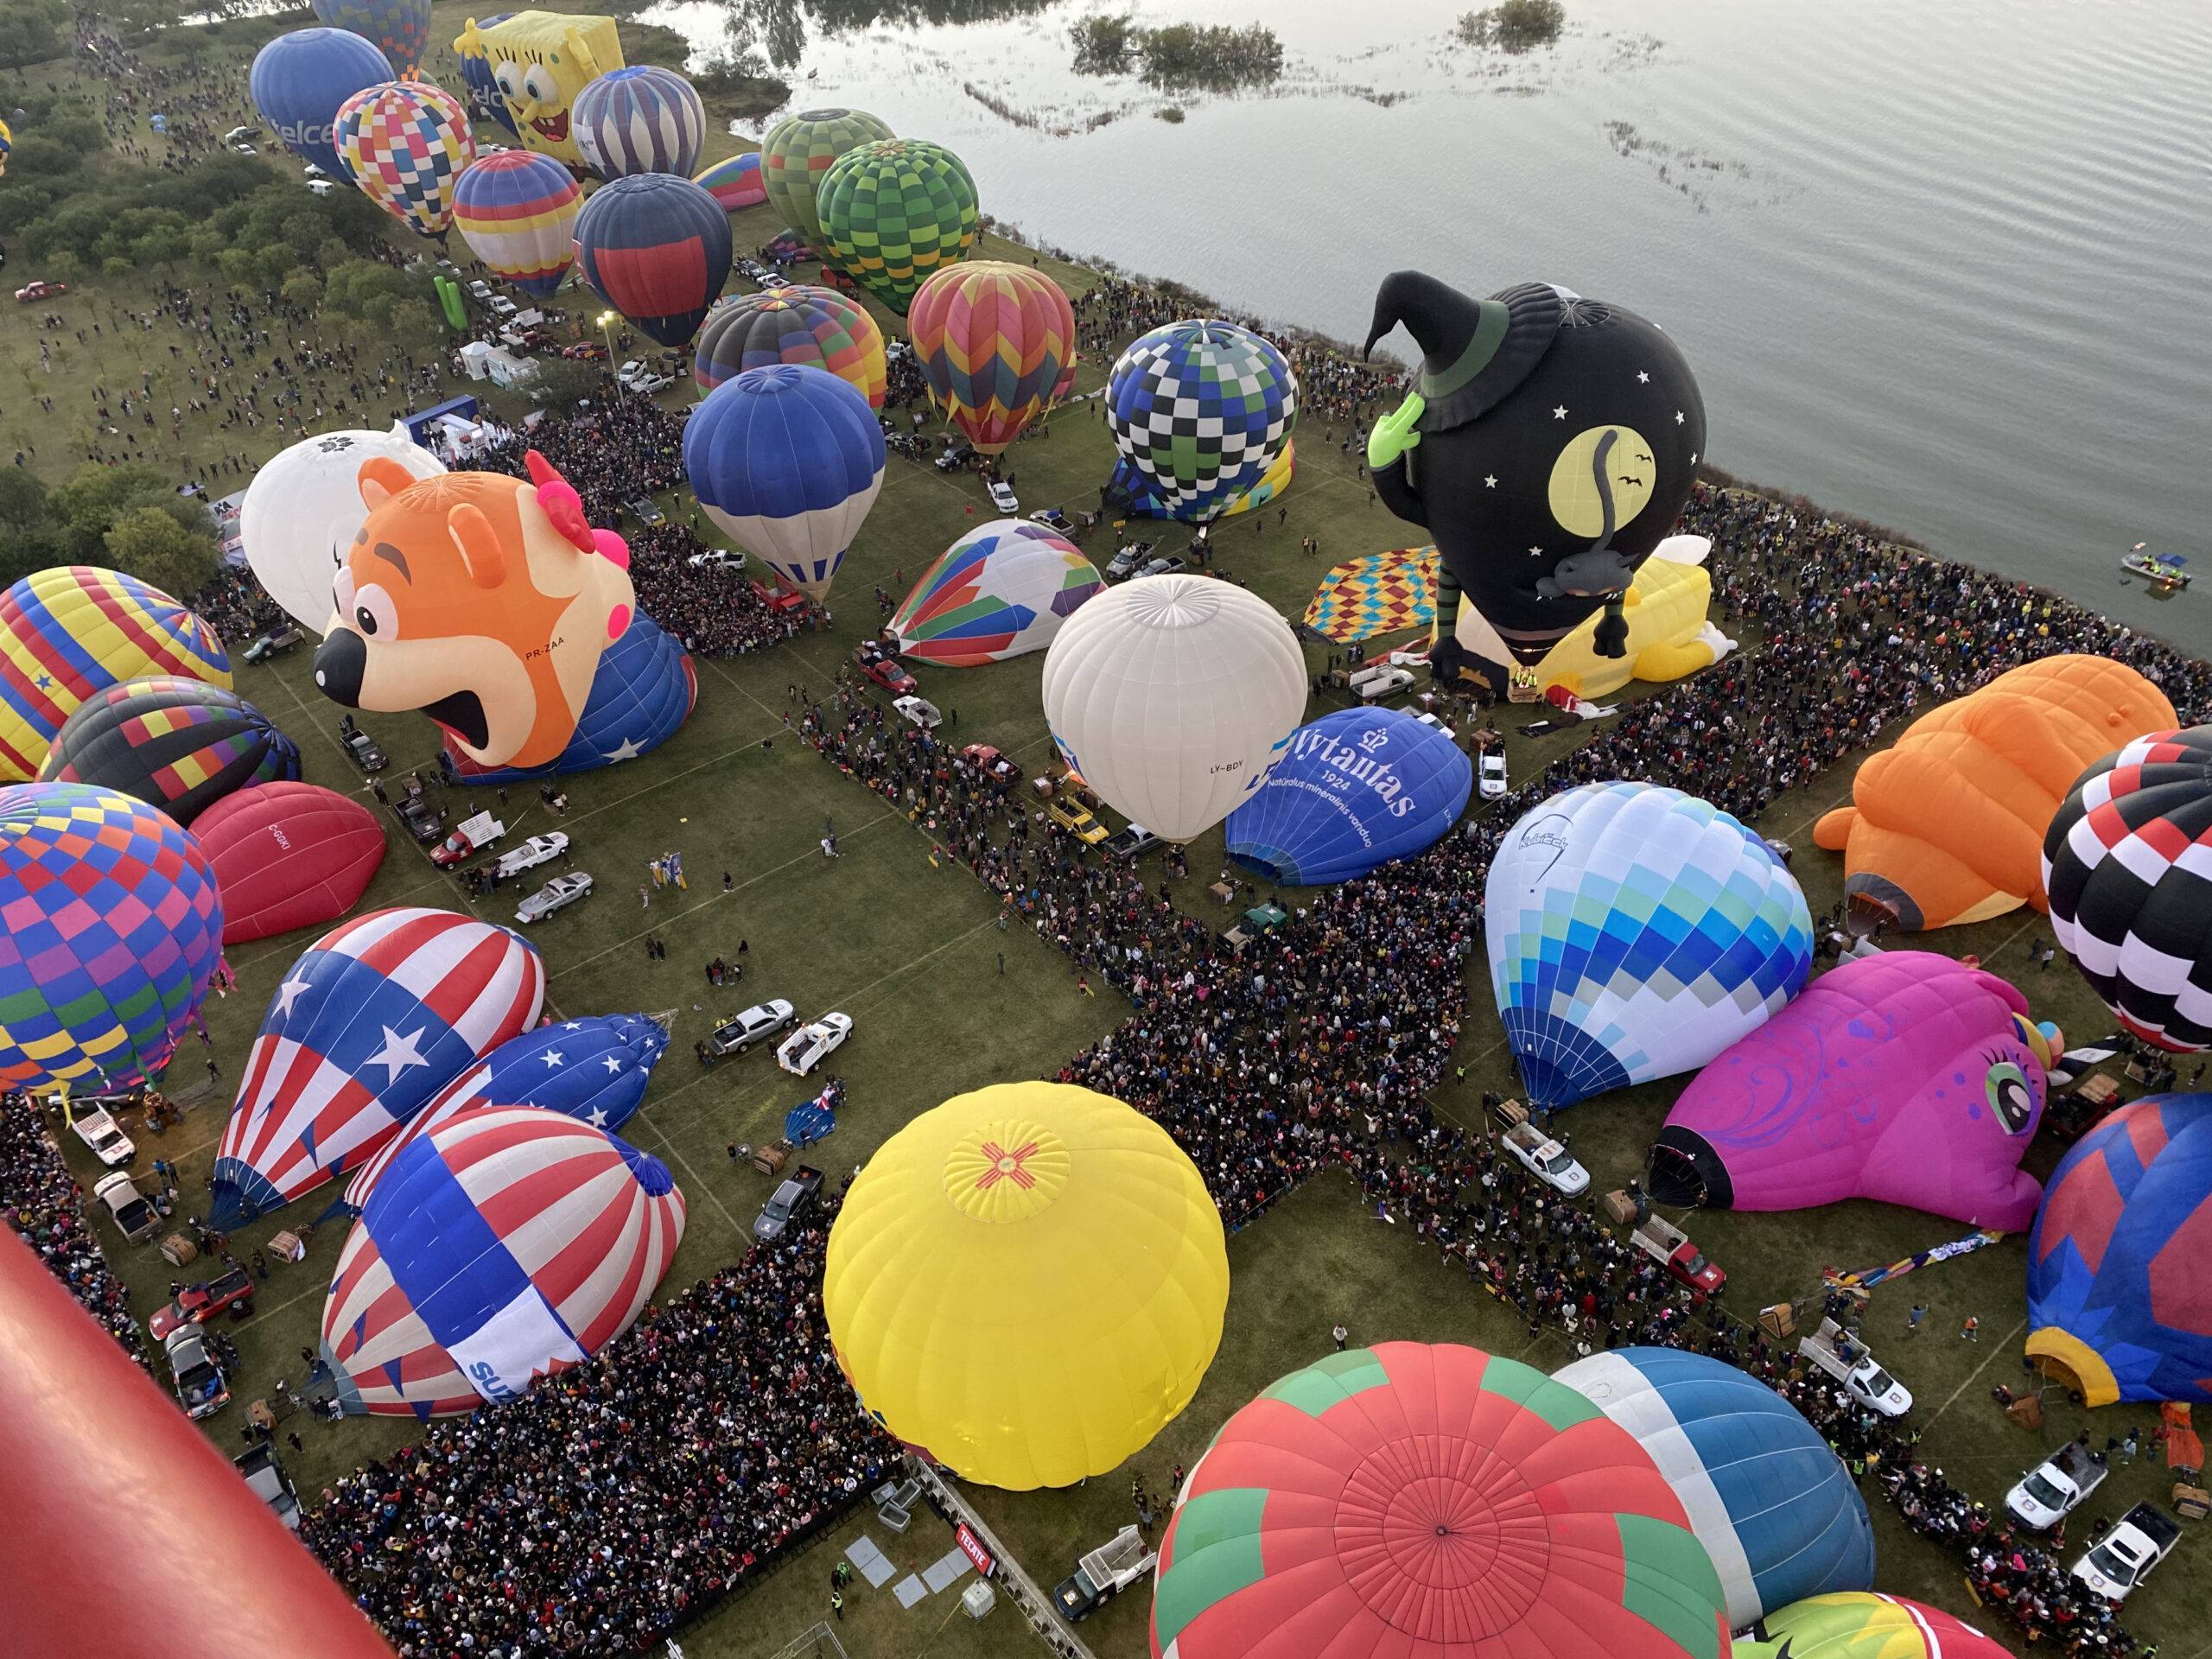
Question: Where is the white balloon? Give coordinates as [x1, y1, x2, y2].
[1040, 574, 1307, 842]
[240, 424, 446, 634]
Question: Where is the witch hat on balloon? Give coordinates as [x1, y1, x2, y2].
[1363, 271, 1564, 432]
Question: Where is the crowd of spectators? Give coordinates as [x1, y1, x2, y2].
[474, 396, 690, 528]
[1, 1091, 153, 1374]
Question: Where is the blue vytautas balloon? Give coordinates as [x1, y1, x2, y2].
[249, 27, 394, 183]
[1485, 782, 1813, 1110]
[1553, 1348, 1876, 1630]
[1225, 707, 1471, 886]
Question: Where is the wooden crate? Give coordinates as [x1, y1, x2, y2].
[2174, 1484, 2210, 1520]
[1758, 1304, 1798, 1342]
[750, 1142, 789, 1177]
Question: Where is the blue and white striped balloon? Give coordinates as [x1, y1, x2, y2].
[574, 65, 706, 180]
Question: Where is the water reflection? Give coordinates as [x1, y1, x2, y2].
[697, 0, 1059, 73]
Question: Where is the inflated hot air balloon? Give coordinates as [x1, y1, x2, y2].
[1152, 1344, 1731, 1659]
[1363, 272, 1707, 682]
[1042, 575, 1306, 843]
[573, 172, 732, 347]
[209, 908, 545, 1225]
[454, 10, 517, 134]
[690, 286, 885, 405]
[321, 1105, 684, 1415]
[2044, 726, 2212, 1052]
[192, 781, 386, 945]
[2027, 1093, 2212, 1405]
[909, 260, 1076, 454]
[1224, 706, 1472, 886]
[250, 28, 394, 182]
[683, 363, 885, 604]
[694, 149, 766, 211]
[825, 1082, 1226, 1490]
[1747, 1593, 2012, 1659]
[1486, 782, 1814, 1112]
[759, 107, 893, 246]
[0, 783, 223, 1093]
[341, 1013, 669, 1210]
[1814, 655, 2175, 932]
[440, 610, 696, 782]
[1105, 320, 1299, 523]
[1552, 1348, 1876, 1629]
[241, 425, 447, 635]
[816, 137, 979, 314]
[334, 80, 477, 237]
[39, 679, 298, 827]
[455, 10, 624, 168]
[452, 149, 582, 297]
[889, 519, 1100, 667]
[0, 567, 230, 782]
[573, 64, 704, 179]
[310, 0, 429, 78]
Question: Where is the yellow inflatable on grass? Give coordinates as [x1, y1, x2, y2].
[455, 10, 622, 168]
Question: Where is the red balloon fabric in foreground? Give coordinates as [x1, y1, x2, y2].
[194, 779, 387, 944]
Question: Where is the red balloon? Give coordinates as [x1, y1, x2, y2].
[194, 780, 387, 944]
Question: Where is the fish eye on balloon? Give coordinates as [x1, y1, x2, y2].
[1982, 1057, 2035, 1135]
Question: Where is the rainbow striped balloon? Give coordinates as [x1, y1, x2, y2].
[453, 149, 582, 297]
[692, 285, 886, 405]
[38, 677, 300, 826]
[0, 566, 229, 783]
[910, 259, 1075, 454]
[335, 79, 477, 237]
[693, 149, 766, 211]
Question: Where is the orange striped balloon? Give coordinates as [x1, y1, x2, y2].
[909, 260, 1076, 455]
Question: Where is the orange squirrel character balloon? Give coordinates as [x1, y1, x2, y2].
[311, 450, 635, 772]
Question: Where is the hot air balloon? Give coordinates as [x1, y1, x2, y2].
[2027, 1093, 2212, 1406]
[682, 363, 885, 603]
[694, 149, 766, 210]
[889, 519, 1101, 667]
[759, 107, 893, 246]
[0, 567, 230, 783]
[439, 610, 696, 782]
[0, 783, 223, 1093]
[321, 1105, 684, 1415]
[452, 149, 582, 297]
[690, 286, 886, 405]
[1224, 706, 1473, 886]
[573, 64, 704, 179]
[341, 1013, 669, 1210]
[1552, 1348, 1876, 1629]
[825, 1082, 1226, 1490]
[815, 137, 979, 314]
[1041, 575, 1307, 843]
[1362, 272, 1706, 683]
[1105, 320, 1299, 523]
[572, 172, 732, 347]
[1217, 435, 1294, 518]
[310, 0, 430, 78]
[240, 425, 447, 635]
[454, 10, 623, 168]
[909, 260, 1076, 454]
[1813, 655, 2175, 933]
[334, 80, 477, 237]
[1486, 782, 1814, 1112]
[209, 908, 545, 1226]
[454, 10, 517, 134]
[1747, 1593, 2012, 1659]
[2044, 726, 2212, 1052]
[1152, 1344, 1732, 1659]
[1649, 952, 2053, 1228]
[192, 781, 386, 945]
[249, 28, 394, 183]
[38, 679, 298, 827]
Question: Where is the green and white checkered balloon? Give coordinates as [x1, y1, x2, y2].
[816, 137, 979, 315]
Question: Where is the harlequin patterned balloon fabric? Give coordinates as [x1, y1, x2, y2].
[1301, 544, 1439, 643]
[334, 79, 477, 237]
[759, 107, 893, 245]
[310, 0, 430, 78]
[39, 677, 301, 827]
[573, 65, 705, 180]
[0, 782, 224, 1092]
[909, 260, 1077, 454]
[691, 286, 886, 404]
[816, 137, 979, 315]
[452, 149, 582, 297]
[1106, 320, 1299, 523]
[693, 150, 766, 210]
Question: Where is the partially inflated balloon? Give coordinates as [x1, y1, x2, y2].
[573, 173, 732, 347]
[440, 610, 696, 783]
[691, 286, 885, 405]
[573, 64, 704, 179]
[334, 80, 477, 236]
[240, 425, 446, 635]
[816, 137, 979, 314]
[310, 0, 430, 77]
[909, 260, 1076, 454]
[39, 678, 300, 826]
[453, 149, 582, 297]
[1106, 320, 1298, 522]
[1748, 1594, 2011, 1659]
[1041, 575, 1306, 843]
[250, 28, 394, 181]
[1224, 706, 1472, 886]
[759, 107, 893, 245]
[890, 519, 1100, 667]
[193, 781, 386, 945]
[693, 150, 766, 211]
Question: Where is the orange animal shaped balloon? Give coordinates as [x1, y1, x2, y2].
[1814, 654, 2175, 931]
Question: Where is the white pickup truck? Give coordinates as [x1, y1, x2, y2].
[2005, 1440, 2108, 1529]
[1796, 1318, 1912, 1416]
[1052, 1525, 1157, 1624]
[2071, 1503, 2183, 1602]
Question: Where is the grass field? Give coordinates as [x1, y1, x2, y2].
[10, 16, 2209, 1659]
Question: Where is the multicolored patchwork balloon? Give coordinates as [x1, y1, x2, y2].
[1747, 1593, 2012, 1659]
[890, 519, 1100, 667]
[334, 79, 477, 237]
[309, 0, 430, 78]
[691, 286, 885, 405]
[909, 260, 1076, 454]
[693, 150, 766, 211]
[759, 107, 893, 245]
[816, 137, 979, 315]
[1105, 320, 1298, 522]
[38, 678, 300, 827]
[573, 64, 705, 180]
[452, 149, 582, 297]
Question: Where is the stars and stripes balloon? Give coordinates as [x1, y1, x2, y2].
[452, 149, 582, 297]
[321, 1105, 685, 1417]
[191, 782, 386, 946]
[759, 107, 893, 246]
[574, 64, 704, 180]
[572, 172, 733, 347]
[693, 149, 766, 211]
[341, 1014, 670, 1211]
[816, 137, 979, 314]
[1105, 320, 1298, 523]
[691, 285, 886, 404]
[890, 518, 1101, 667]
[334, 79, 477, 238]
[209, 908, 545, 1226]
[0, 783, 223, 1093]
[909, 260, 1076, 454]
[309, 0, 430, 79]
[2043, 726, 2212, 1052]
[39, 678, 300, 827]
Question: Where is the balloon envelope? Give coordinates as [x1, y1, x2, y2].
[0, 783, 223, 1093]
[453, 149, 582, 297]
[192, 781, 386, 945]
[40, 678, 299, 827]
[693, 149, 766, 210]
[824, 1082, 1227, 1490]
[691, 286, 885, 405]
[573, 64, 705, 179]
[440, 610, 696, 782]
[334, 79, 476, 236]
[759, 107, 893, 245]
[1749, 1593, 2012, 1659]
[1106, 320, 1298, 522]
[310, 0, 430, 77]
[890, 519, 1100, 667]
[456, 10, 624, 168]
[1225, 706, 1472, 886]
[249, 28, 394, 182]
[1041, 575, 1307, 843]
[455, 10, 518, 135]
[241, 425, 446, 635]
[573, 172, 733, 347]
[321, 1105, 684, 1416]
[909, 260, 1076, 454]
[816, 137, 979, 314]
[1485, 782, 1814, 1110]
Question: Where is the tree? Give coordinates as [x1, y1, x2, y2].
[530, 360, 610, 412]
[0, 0, 67, 69]
[104, 506, 219, 602]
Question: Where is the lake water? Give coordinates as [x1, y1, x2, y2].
[646, 0, 2207, 636]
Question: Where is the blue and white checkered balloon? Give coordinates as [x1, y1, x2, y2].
[1104, 320, 1298, 522]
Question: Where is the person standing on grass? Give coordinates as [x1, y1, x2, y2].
[1907, 1304, 1927, 1336]
[1332, 1323, 1349, 1351]
[1960, 1314, 1980, 1341]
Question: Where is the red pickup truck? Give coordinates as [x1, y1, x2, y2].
[1631, 1216, 1726, 1299]
[148, 1265, 257, 1339]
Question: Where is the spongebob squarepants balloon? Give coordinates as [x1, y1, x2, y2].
[454, 10, 621, 168]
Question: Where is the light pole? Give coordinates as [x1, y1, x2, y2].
[598, 310, 622, 400]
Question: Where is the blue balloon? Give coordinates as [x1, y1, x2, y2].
[1554, 1348, 1876, 1629]
[249, 27, 394, 183]
[574, 173, 733, 349]
[457, 12, 518, 136]
[447, 612, 696, 783]
[1225, 707, 1471, 886]
[469, 1014, 669, 1133]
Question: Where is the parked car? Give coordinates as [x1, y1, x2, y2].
[1045, 798, 1110, 845]
[616, 359, 670, 393]
[467, 280, 493, 302]
[14, 280, 68, 303]
[229, 140, 257, 156]
[752, 1164, 824, 1242]
[395, 793, 444, 842]
[1135, 555, 1186, 581]
[1104, 542, 1154, 581]
[305, 179, 335, 197]
[2007, 1441, 2109, 1530]
[224, 125, 257, 143]
[1478, 751, 1509, 799]
[1631, 1215, 1728, 1300]
[625, 496, 665, 527]
[777, 1013, 853, 1077]
[688, 547, 745, 572]
[300, 162, 326, 179]
[987, 478, 1019, 513]
[892, 695, 942, 730]
[1031, 507, 1077, 534]
[493, 833, 569, 880]
[243, 626, 305, 664]
[66, 1099, 136, 1166]
[341, 722, 388, 772]
[962, 744, 1021, 785]
[516, 873, 594, 924]
[2070, 1503, 2183, 1603]
[933, 441, 977, 473]
[488, 296, 518, 319]
[703, 999, 795, 1058]
[1353, 664, 1416, 702]
[1502, 1120, 1589, 1196]
[148, 1266, 257, 1341]
[561, 341, 606, 361]
[166, 1326, 231, 1421]
[93, 1171, 160, 1244]
[859, 655, 918, 696]
[234, 1444, 302, 1530]
[430, 811, 505, 869]
[1103, 823, 1161, 861]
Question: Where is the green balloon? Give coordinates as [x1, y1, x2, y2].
[817, 138, 980, 315]
[760, 107, 894, 247]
